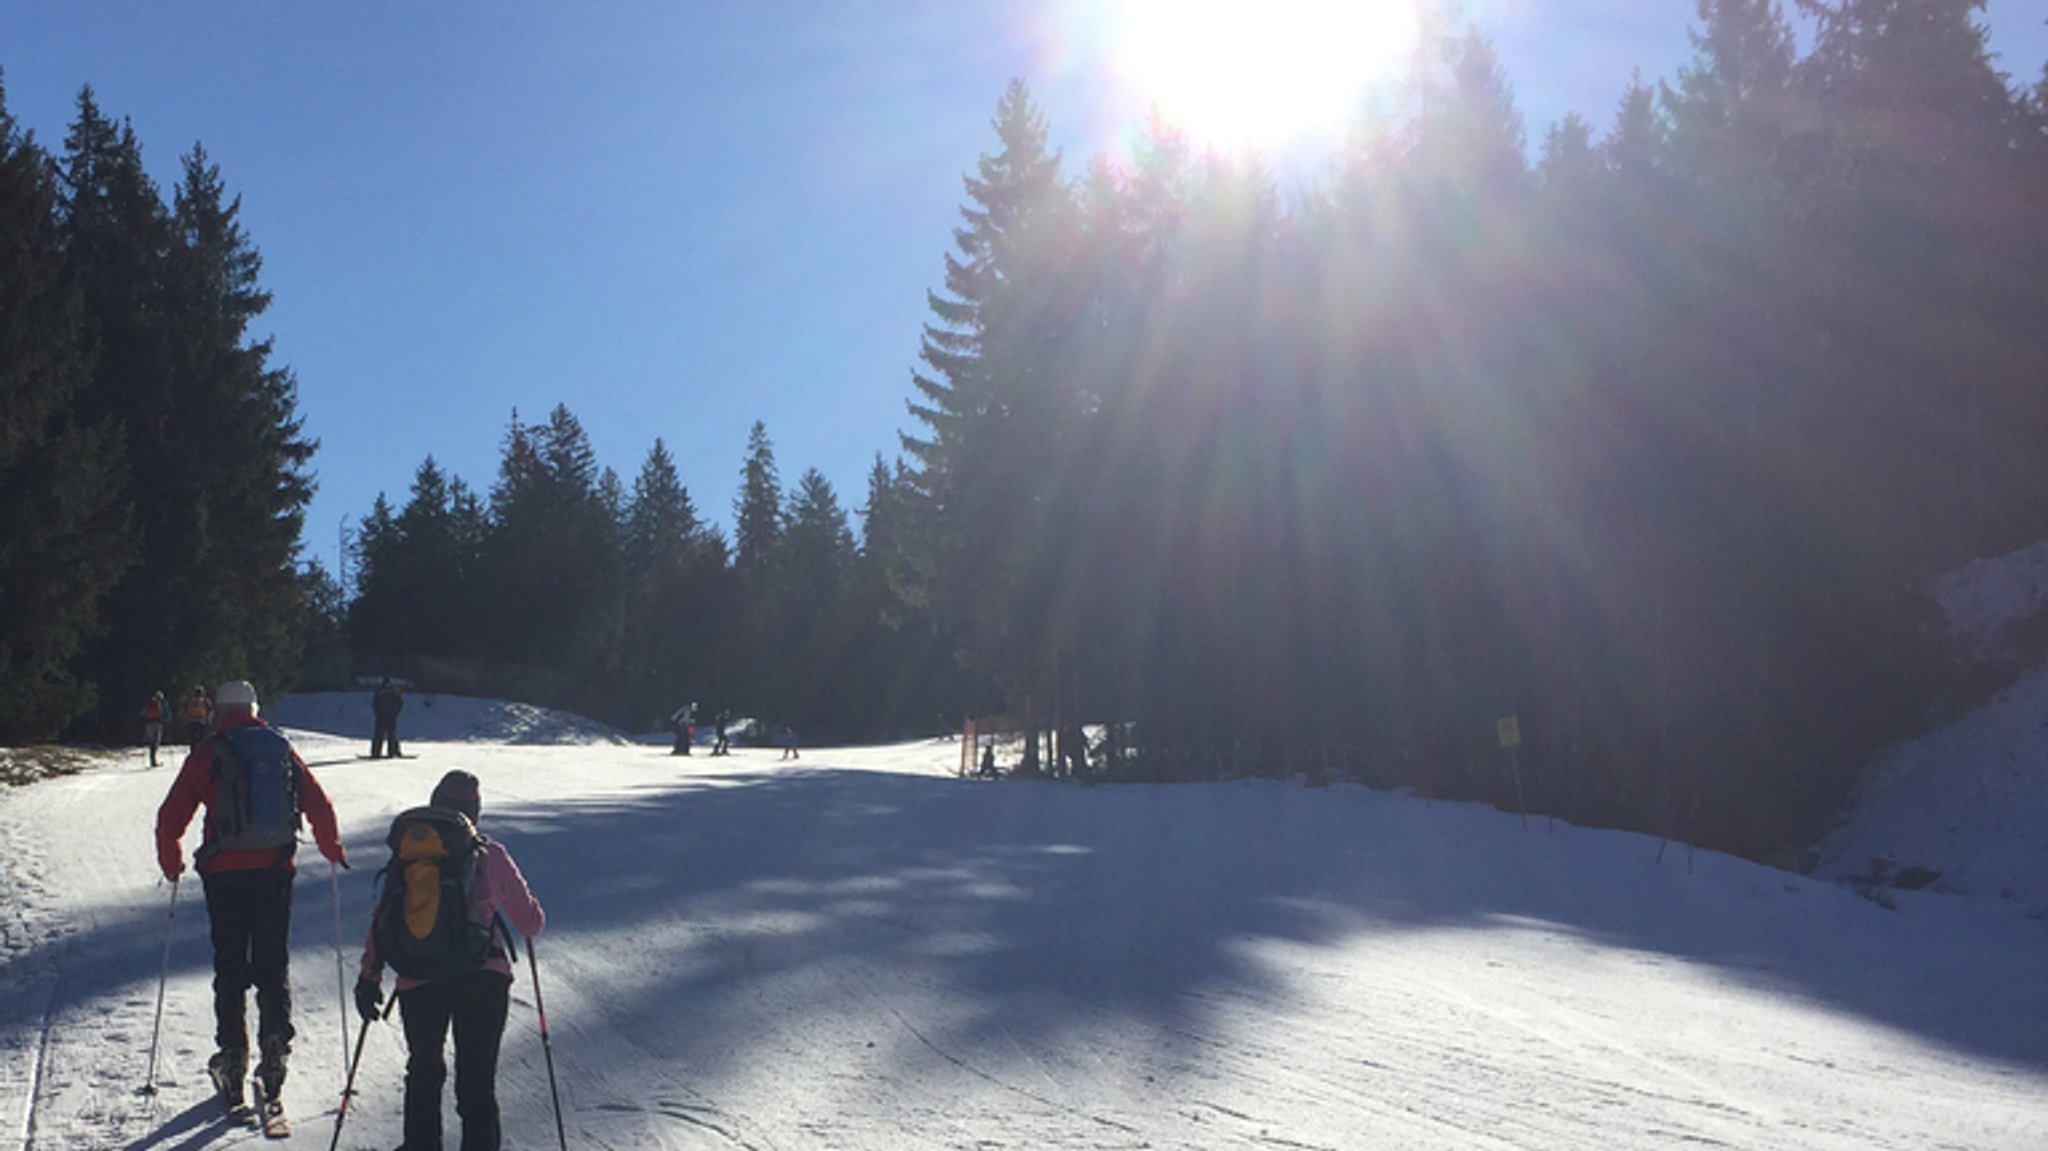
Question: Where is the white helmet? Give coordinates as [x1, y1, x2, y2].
[215, 680, 259, 710]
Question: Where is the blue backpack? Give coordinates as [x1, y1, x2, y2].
[202, 726, 301, 860]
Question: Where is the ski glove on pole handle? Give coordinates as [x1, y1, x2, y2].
[353, 976, 383, 1023]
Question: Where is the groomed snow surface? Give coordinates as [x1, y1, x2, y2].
[2, 690, 2045, 1150]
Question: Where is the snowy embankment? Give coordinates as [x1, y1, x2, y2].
[2, 715, 2046, 1149]
[267, 691, 629, 746]
[1814, 539, 2048, 918]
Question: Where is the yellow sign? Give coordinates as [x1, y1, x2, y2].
[1496, 716, 1521, 748]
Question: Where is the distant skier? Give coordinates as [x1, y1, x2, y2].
[370, 677, 405, 759]
[712, 708, 731, 756]
[780, 724, 800, 760]
[141, 690, 167, 766]
[181, 685, 213, 749]
[356, 770, 545, 1151]
[670, 701, 697, 756]
[977, 743, 999, 778]
[155, 679, 346, 1129]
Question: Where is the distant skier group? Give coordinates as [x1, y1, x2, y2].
[150, 677, 547, 1147]
[671, 702, 737, 756]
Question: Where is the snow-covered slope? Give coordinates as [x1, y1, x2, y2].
[1814, 540, 2048, 918]
[1936, 538, 2048, 662]
[2, 721, 2044, 1150]
[1814, 660, 2048, 917]
[267, 691, 627, 746]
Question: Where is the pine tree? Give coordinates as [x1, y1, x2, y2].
[783, 468, 853, 598]
[732, 421, 784, 587]
[52, 88, 316, 724]
[160, 142, 317, 694]
[619, 438, 708, 723]
[348, 493, 401, 658]
[486, 405, 620, 694]
[901, 79, 1064, 503]
[779, 468, 856, 729]
[58, 88, 190, 717]
[730, 421, 785, 711]
[1605, 72, 1670, 183]
[1538, 113, 1601, 202]
[1663, 0, 1797, 196]
[901, 81, 1080, 740]
[0, 74, 134, 740]
[385, 457, 464, 656]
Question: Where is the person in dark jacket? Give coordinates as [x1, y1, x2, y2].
[371, 677, 406, 759]
[155, 680, 346, 1116]
[356, 771, 545, 1151]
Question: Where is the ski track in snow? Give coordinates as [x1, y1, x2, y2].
[1, 701, 2045, 1149]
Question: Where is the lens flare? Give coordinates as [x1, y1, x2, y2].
[1111, 0, 1419, 152]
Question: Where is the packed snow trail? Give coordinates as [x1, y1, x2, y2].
[2, 710, 2046, 1149]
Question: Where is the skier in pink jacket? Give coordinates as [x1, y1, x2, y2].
[356, 770, 544, 1151]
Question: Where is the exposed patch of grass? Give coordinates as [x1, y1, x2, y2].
[0, 745, 114, 787]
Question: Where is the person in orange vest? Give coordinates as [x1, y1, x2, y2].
[155, 680, 345, 1127]
[141, 690, 168, 766]
[181, 685, 214, 749]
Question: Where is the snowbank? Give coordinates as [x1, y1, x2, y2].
[1936, 538, 2048, 661]
[1814, 660, 2048, 917]
[1811, 540, 2048, 918]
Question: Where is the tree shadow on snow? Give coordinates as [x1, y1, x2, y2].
[482, 768, 2048, 1079]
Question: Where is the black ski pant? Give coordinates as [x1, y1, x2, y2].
[372, 715, 402, 758]
[201, 868, 295, 1062]
[399, 969, 511, 1151]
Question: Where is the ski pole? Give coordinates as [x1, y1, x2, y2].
[526, 937, 569, 1151]
[330, 859, 348, 1068]
[327, 992, 394, 1151]
[140, 876, 179, 1095]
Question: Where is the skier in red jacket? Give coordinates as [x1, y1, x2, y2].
[155, 679, 346, 1123]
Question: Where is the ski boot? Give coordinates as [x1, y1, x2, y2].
[206, 1047, 252, 1124]
[253, 1034, 290, 1137]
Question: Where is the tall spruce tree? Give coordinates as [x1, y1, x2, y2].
[730, 421, 785, 711]
[902, 80, 1075, 739]
[59, 91, 316, 724]
[160, 142, 317, 695]
[620, 438, 709, 723]
[0, 75, 134, 740]
[486, 405, 620, 701]
[902, 79, 1064, 502]
[779, 468, 856, 731]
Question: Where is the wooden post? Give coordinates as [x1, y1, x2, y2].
[1496, 715, 1525, 830]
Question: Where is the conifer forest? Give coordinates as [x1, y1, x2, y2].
[7, 2, 2048, 860]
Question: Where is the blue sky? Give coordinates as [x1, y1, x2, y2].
[3, 2, 2043, 579]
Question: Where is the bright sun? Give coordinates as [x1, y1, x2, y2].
[1111, 0, 1419, 153]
